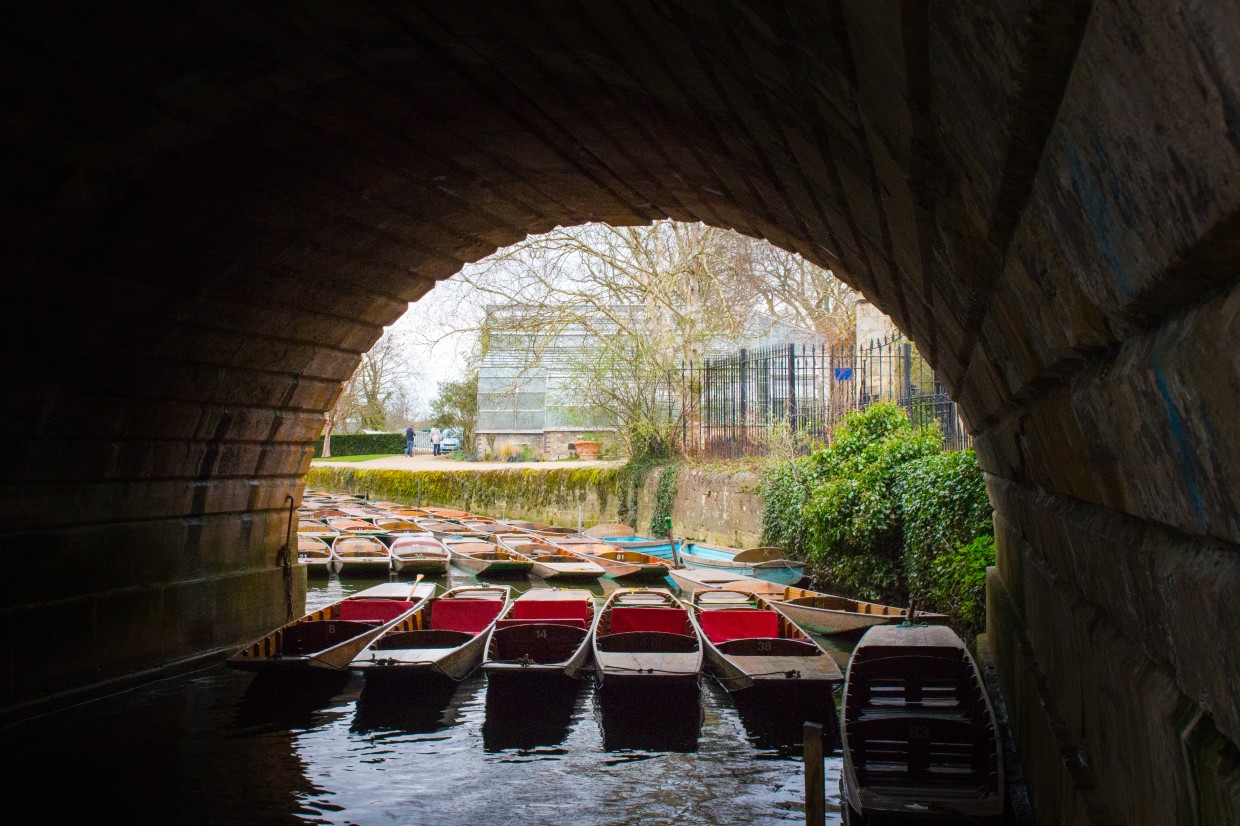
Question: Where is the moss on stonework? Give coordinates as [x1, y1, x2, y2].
[306, 466, 625, 526]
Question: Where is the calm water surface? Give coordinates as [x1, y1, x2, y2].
[7, 572, 850, 825]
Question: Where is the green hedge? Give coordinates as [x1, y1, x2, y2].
[759, 403, 995, 636]
[313, 432, 406, 458]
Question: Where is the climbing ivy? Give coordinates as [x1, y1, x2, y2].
[648, 464, 682, 536]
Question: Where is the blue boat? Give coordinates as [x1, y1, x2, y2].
[677, 542, 805, 586]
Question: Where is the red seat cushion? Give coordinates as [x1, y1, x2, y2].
[699, 609, 780, 644]
[512, 599, 592, 622]
[432, 597, 504, 633]
[495, 617, 589, 630]
[339, 599, 414, 624]
[610, 606, 688, 635]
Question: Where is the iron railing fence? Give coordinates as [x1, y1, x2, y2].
[671, 334, 970, 459]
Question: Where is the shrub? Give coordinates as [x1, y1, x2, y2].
[648, 464, 681, 536]
[313, 432, 404, 458]
[932, 534, 995, 632]
[759, 456, 813, 559]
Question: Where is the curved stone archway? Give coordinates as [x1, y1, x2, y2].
[6, 3, 1239, 821]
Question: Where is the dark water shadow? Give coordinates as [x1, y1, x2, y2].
[728, 682, 841, 757]
[596, 681, 702, 753]
[233, 670, 359, 732]
[351, 676, 462, 734]
[482, 675, 581, 752]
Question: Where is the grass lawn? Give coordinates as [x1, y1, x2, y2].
[311, 453, 399, 462]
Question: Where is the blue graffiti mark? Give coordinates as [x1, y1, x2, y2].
[1153, 360, 1210, 531]
[1062, 141, 1135, 298]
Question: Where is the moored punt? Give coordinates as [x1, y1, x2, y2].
[583, 522, 635, 539]
[759, 585, 946, 636]
[592, 588, 702, 690]
[326, 516, 387, 535]
[553, 538, 672, 580]
[227, 581, 436, 673]
[330, 535, 392, 576]
[352, 586, 510, 683]
[297, 536, 334, 575]
[417, 518, 487, 539]
[373, 518, 424, 535]
[690, 589, 843, 694]
[420, 506, 478, 520]
[389, 534, 451, 576]
[502, 520, 577, 537]
[679, 542, 805, 586]
[670, 568, 785, 597]
[483, 588, 596, 680]
[594, 534, 678, 562]
[840, 624, 1003, 825]
[298, 519, 339, 540]
[445, 538, 534, 578]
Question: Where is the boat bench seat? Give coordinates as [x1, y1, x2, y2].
[339, 599, 415, 624]
[610, 606, 688, 635]
[495, 617, 589, 630]
[512, 599, 592, 622]
[432, 597, 504, 633]
[848, 716, 998, 790]
[282, 620, 376, 655]
[699, 609, 780, 643]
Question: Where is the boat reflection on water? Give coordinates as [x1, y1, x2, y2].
[596, 684, 703, 753]
[352, 676, 463, 734]
[234, 671, 359, 732]
[726, 682, 841, 758]
[482, 677, 580, 752]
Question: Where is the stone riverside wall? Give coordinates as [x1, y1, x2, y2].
[306, 465, 764, 547]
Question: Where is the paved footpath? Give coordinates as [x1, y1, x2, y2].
[312, 454, 625, 472]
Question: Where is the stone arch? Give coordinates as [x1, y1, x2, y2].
[6, 3, 1240, 821]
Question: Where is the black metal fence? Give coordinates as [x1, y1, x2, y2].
[673, 335, 970, 459]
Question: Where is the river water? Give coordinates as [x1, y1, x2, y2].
[6, 571, 850, 825]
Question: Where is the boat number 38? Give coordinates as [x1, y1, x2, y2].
[757, 641, 772, 652]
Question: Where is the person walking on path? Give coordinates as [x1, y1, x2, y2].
[430, 427, 442, 457]
[405, 425, 415, 457]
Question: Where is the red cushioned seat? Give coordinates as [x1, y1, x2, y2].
[610, 606, 688, 635]
[339, 599, 414, 624]
[432, 597, 504, 633]
[495, 618, 589, 630]
[699, 609, 780, 644]
[512, 599, 592, 622]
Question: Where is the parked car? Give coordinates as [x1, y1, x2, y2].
[439, 429, 462, 452]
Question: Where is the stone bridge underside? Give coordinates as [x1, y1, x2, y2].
[6, 2, 1239, 821]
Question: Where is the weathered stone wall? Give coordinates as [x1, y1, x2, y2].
[636, 467, 763, 549]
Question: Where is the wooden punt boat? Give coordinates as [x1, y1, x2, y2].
[690, 589, 843, 693]
[445, 538, 534, 577]
[460, 518, 503, 535]
[352, 586, 510, 682]
[498, 533, 605, 579]
[227, 581, 436, 673]
[420, 506, 478, 520]
[679, 541, 805, 586]
[670, 568, 785, 596]
[592, 588, 702, 690]
[417, 518, 486, 538]
[595, 534, 679, 562]
[389, 534, 451, 576]
[297, 536, 334, 575]
[840, 624, 1003, 825]
[326, 516, 387, 535]
[483, 588, 597, 680]
[330, 535, 392, 576]
[553, 538, 672, 580]
[757, 585, 947, 636]
[583, 522, 635, 539]
[374, 518, 424, 535]
[502, 519, 577, 537]
[297, 519, 339, 540]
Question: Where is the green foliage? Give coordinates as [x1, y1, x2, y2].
[649, 464, 681, 536]
[757, 402, 995, 636]
[616, 457, 662, 529]
[899, 450, 993, 598]
[313, 432, 404, 458]
[931, 535, 995, 631]
[431, 371, 479, 456]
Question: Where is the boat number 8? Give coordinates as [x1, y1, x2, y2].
[535, 629, 548, 638]
[909, 725, 930, 739]
[757, 641, 772, 652]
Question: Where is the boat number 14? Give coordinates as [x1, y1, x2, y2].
[535, 629, 548, 638]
